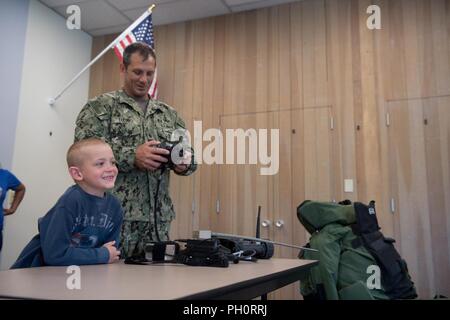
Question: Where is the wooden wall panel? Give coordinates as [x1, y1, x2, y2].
[289, 2, 303, 111]
[195, 18, 217, 232]
[326, 0, 353, 203]
[88, 34, 121, 98]
[89, 0, 450, 299]
[379, 0, 450, 298]
[424, 98, 450, 297]
[373, 0, 395, 237]
[387, 100, 435, 297]
[169, 22, 195, 240]
[302, 0, 329, 108]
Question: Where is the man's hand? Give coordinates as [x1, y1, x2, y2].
[103, 241, 121, 263]
[3, 208, 15, 216]
[134, 140, 170, 171]
[173, 150, 192, 174]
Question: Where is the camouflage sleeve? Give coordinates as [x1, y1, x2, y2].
[74, 100, 137, 173]
[173, 115, 197, 176]
[74, 101, 109, 142]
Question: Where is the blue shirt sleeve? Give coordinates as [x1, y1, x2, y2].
[6, 170, 21, 190]
[40, 205, 110, 266]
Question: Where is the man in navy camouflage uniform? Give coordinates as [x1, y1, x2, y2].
[74, 42, 196, 259]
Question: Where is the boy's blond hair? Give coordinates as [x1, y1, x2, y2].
[67, 138, 108, 167]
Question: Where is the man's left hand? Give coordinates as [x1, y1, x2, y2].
[173, 150, 192, 174]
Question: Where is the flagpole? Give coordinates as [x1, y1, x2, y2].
[48, 4, 156, 106]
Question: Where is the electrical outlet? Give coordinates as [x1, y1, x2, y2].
[344, 179, 354, 193]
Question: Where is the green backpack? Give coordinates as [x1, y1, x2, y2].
[297, 200, 417, 300]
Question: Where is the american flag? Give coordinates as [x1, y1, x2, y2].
[113, 14, 158, 99]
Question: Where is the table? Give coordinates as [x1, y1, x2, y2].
[0, 258, 317, 299]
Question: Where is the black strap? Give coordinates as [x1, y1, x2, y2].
[353, 201, 417, 299]
[151, 169, 165, 243]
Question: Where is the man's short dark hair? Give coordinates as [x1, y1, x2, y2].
[123, 42, 156, 69]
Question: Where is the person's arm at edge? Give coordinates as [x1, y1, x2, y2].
[3, 183, 26, 216]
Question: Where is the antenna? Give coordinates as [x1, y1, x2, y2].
[256, 205, 261, 238]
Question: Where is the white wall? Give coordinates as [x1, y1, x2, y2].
[0, 0, 29, 169]
[1, 0, 92, 270]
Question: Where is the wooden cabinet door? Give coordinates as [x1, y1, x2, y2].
[169, 115, 195, 241]
[280, 107, 334, 299]
[217, 107, 334, 300]
[422, 98, 450, 298]
[387, 98, 450, 298]
[216, 112, 276, 239]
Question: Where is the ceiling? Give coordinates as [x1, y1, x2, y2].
[39, 0, 301, 36]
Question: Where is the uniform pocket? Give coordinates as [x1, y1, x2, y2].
[111, 118, 143, 147]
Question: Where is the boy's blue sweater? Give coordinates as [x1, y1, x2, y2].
[11, 184, 123, 268]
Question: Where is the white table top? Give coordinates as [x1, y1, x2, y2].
[0, 258, 317, 300]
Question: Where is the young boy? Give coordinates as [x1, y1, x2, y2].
[11, 138, 123, 268]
